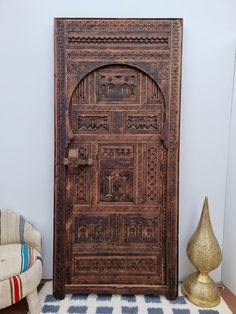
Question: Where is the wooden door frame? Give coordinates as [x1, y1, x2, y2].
[54, 18, 182, 299]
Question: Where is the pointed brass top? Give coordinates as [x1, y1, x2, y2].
[199, 196, 212, 230]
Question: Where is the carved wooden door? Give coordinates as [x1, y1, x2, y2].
[54, 18, 182, 299]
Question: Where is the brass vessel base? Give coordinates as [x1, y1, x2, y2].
[182, 272, 221, 307]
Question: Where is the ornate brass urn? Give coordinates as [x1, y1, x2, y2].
[182, 197, 222, 307]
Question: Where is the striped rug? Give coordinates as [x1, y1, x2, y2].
[39, 282, 232, 314]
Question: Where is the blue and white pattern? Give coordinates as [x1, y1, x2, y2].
[39, 282, 232, 314]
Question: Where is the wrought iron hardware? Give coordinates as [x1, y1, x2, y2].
[63, 148, 93, 173]
[63, 157, 93, 167]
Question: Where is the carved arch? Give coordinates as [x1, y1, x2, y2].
[68, 64, 166, 136]
[67, 62, 169, 106]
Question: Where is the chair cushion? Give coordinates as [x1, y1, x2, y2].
[0, 243, 37, 281]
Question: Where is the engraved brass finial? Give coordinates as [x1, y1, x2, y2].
[182, 197, 222, 307]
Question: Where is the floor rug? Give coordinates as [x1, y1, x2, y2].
[39, 282, 232, 314]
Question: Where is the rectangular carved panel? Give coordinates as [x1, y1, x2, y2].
[77, 115, 109, 132]
[144, 145, 159, 204]
[127, 114, 163, 133]
[112, 111, 123, 133]
[123, 216, 159, 244]
[73, 256, 158, 274]
[73, 213, 161, 247]
[76, 167, 89, 203]
[75, 145, 91, 204]
[68, 33, 170, 49]
[72, 111, 112, 134]
[96, 67, 140, 104]
[100, 145, 134, 159]
[74, 216, 109, 244]
[99, 144, 135, 202]
[100, 170, 133, 202]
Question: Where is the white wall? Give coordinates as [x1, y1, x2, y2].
[222, 47, 236, 294]
[0, 0, 236, 281]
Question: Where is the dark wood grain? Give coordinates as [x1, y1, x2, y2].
[54, 18, 183, 299]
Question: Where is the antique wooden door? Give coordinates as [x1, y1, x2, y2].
[54, 18, 182, 299]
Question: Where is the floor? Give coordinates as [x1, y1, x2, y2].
[0, 285, 235, 314]
[0, 282, 44, 314]
[220, 287, 236, 314]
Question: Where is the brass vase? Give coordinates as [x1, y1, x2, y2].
[182, 197, 222, 307]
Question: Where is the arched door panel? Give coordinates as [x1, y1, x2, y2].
[67, 65, 166, 287]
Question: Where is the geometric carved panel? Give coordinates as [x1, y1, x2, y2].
[99, 144, 135, 203]
[76, 167, 89, 203]
[100, 145, 134, 159]
[68, 33, 170, 49]
[74, 216, 109, 243]
[77, 115, 109, 132]
[124, 216, 159, 244]
[75, 145, 90, 204]
[127, 114, 163, 133]
[74, 256, 158, 274]
[96, 66, 140, 104]
[100, 170, 133, 202]
[145, 146, 159, 204]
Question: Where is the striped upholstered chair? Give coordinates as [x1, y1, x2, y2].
[0, 209, 43, 314]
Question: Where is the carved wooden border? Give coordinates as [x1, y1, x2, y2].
[166, 20, 182, 299]
[54, 19, 66, 298]
[54, 18, 182, 299]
